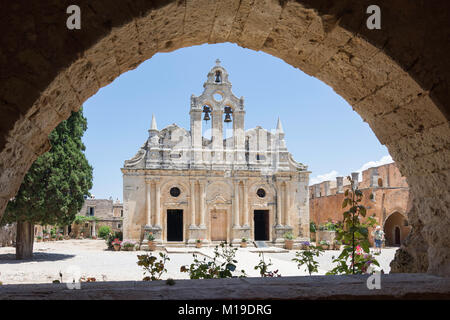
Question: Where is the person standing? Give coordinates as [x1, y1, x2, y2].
[372, 225, 385, 254]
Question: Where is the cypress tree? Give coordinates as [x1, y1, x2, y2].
[1, 108, 93, 259]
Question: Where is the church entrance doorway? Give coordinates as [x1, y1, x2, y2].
[394, 226, 401, 246]
[210, 209, 227, 241]
[167, 209, 183, 242]
[254, 210, 269, 241]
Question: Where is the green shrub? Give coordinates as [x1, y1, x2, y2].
[180, 242, 246, 279]
[137, 252, 170, 281]
[98, 225, 112, 239]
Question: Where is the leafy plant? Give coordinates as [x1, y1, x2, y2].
[180, 242, 246, 279]
[254, 253, 281, 277]
[292, 245, 323, 275]
[147, 232, 155, 241]
[326, 177, 380, 275]
[121, 240, 136, 248]
[309, 222, 317, 233]
[98, 225, 112, 239]
[241, 238, 247, 243]
[137, 252, 170, 281]
[283, 232, 294, 240]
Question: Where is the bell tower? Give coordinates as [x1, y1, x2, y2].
[190, 60, 245, 169]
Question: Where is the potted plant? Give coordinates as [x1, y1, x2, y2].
[319, 240, 329, 250]
[147, 232, 156, 251]
[112, 238, 122, 251]
[284, 232, 294, 250]
[36, 236, 42, 243]
[58, 234, 64, 241]
[51, 234, 57, 241]
[195, 239, 202, 248]
[301, 241, 310, 250]
[240, 238, 248, 248]
[121, 240, 136, 251]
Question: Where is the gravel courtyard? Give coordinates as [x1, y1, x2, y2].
[0, 240, 397, 285]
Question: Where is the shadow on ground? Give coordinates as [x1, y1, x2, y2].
[0, 252, 75, 264]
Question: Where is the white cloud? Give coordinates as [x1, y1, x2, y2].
[309, 155, 393, 185]
[310, 170, 339, 185]
[354, 155, 393, 178]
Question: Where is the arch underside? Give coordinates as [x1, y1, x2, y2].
[0, 1, 449, 275]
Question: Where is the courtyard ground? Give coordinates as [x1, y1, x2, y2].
[0, 239, 397, 285]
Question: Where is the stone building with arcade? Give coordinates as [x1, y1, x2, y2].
[121, 61, 310, 247]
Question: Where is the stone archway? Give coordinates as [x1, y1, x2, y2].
[0, 1, 449, 275]
[384, 211, 410, 247]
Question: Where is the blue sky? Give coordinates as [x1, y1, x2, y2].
[82, 43, 391, 201]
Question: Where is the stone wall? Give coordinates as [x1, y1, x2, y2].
[310, 163, 410, 245]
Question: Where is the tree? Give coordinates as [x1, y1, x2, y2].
[1, 109, 93, 259]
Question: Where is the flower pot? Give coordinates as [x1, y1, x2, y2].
[322, 245, 329, 250]
[240, 242, 247, 248]
[148, 240, 156, 251]
[195, 242, 202, 248]
[285, 240, 294, 250]
[113, 244, 120, 251]
[335, 245, 341, 250]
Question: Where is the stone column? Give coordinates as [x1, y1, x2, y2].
[199, 181, 206, 228]
[92, 220, 96, 237]
[145, 180, 152, 227]
[276, 182, 282, 226]
[233, 180, 240, 227]
[155, 180, 161, 228]
[285, 182, 290, 227]
[242, 179, 249, 227]
[190, 180, 196, 227]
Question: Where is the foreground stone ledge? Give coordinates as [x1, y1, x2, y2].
[0, 274, 449, 300]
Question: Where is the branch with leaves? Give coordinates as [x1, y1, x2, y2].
[326, 176, 380, 275]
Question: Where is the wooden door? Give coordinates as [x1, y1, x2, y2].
[211, 210, 227, 241]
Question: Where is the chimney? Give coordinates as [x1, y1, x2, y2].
[336, 177, 344, 194]
[371, 167, 379, 187]
[324, 181, 331, 196]
[314, 184, 321, 198]
[351, 172, 359, 189]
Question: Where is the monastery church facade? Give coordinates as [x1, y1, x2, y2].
[122, 60, 310, 247]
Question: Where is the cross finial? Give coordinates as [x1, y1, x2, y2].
[215, 58, 221, 65]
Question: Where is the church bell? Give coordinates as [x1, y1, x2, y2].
[203, 105, 211, 121]
[224, 106, 232, 123]
[224, 113, 232, 123]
